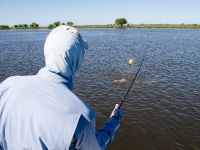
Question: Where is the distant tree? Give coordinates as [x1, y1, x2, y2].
[66, 22, 74, 26]
[0, 25, 10, 30]
[48, 24, 54, 29]
[115, 18, 128, 27]
[14, 25, 19, 29]
[30, 22, 39, 29]
[19, 24, 23, 28]
[53, 21, 60, 27]
[30, 23, 34, 28]
[61, 23, 65, 25]
[23, 24, 28, 29]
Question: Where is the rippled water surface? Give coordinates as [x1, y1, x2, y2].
[0, 29, 200, 150]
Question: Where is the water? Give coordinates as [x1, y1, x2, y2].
[0, 28, 200, 150]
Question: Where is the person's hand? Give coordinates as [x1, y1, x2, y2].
[110, 104, 123, 120]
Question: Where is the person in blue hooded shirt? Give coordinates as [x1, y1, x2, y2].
[0, 25, 123, 150]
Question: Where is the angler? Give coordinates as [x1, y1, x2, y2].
[0, 25, 123, 150]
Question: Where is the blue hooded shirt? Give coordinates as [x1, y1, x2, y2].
[0, 25, 120, 150]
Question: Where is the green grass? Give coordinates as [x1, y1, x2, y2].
[1, 24, 200, 30]
[127, 24, 200, 28]
[74, 24, 200, 29]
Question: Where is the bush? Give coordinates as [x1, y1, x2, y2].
[0, 25, 10, 30]
[14, 25, 19, 29]
[48, 24, 54, 29]
[23, 24, 28, 29]
[66, 22, 74, 26]
[30, 22, 39, 29]
[53, 21, 60, 27]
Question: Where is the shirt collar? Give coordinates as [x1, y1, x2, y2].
[37, 67, 73, 90]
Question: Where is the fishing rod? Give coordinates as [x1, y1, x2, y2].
[119, 55, 146, 108]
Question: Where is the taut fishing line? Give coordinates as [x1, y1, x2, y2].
[119, 54, 146, 108]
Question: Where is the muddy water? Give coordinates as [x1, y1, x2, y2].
[0, 28, 200, 150]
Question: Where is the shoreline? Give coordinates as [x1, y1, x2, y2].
[1, 24, 200, 30]
[75, 24, 200, 29]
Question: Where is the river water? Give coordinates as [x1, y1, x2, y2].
[0, 28, 200, 150]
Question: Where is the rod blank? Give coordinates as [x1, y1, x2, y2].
[119, 55, 146, 108]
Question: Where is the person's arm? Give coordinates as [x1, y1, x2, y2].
[72, 104, 123, 150]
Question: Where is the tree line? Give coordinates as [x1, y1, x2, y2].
[0, 18, 130, 30]
[0, 22, 40, 30]
[0, 21, 74, 30]
[0, 25, 10, 30]
[13, 22, 39, 29]
[1, 18, 200, 29]
[48, 21, 74, 29]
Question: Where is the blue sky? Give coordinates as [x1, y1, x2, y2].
[1, 0, 200, 26]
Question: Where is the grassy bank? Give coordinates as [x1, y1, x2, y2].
[128, 24, 200, 28]
[75, 24, 200, 28]
[1, 24, 200, 30]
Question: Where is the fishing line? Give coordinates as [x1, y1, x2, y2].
[119, 54, 146, 108]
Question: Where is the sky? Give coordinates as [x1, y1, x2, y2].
[0, 0, 200, 26]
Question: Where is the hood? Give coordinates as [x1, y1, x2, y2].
[44, 25, 88, 86]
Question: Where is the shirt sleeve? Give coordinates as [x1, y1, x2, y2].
[72, 116, 120, 150]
